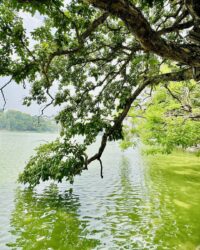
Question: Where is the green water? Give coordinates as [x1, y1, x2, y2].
[0, 131, 199, 249]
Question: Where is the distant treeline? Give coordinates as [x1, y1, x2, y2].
[0, 110, 58, 132]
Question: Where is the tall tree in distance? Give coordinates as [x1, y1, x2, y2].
[0, 0, 199, 186]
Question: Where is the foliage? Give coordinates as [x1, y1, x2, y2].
[18, 140, 86, 186]
[0, 110, 57, 132]
[124, 74, 200, 153]
[0, 0, 199, 186]
[141, 0, 164, 7]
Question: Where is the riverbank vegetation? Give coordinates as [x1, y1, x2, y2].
[122, 65, 200, 155]
[0, 110, 57, 132]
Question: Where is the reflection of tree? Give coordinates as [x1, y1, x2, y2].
[103, 156, 152, 249]
[7, 184, 99, 250]
[111, 155, 200, 249]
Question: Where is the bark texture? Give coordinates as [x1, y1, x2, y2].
[88, 0, 200, 67]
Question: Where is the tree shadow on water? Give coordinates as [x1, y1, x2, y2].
[7, 184, 100, 250]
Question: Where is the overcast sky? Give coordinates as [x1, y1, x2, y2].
[0, 11, 56, 116]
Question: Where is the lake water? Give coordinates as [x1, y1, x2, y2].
[0, 131, 199, 250]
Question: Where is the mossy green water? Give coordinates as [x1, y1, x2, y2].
[145, 151, 200, 250]
[7, 186, 99, 250]
[0, 131, 200, 249]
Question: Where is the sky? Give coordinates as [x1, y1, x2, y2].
[0, 10, 55, 116]
[0, 0, 72, 116]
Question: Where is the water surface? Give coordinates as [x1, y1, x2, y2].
[0, 131, 199, 249]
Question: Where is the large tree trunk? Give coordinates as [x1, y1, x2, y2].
[88, 0, 200, 67]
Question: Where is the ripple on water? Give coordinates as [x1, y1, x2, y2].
[1, 132, 200, 249]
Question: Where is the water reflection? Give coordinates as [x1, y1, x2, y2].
[7, 184, 100, 250]
[5, 148, 200, 250]
[100, 154, 200, 250]
[102, 156, 156, 249]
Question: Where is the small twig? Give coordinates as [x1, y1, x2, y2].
[0, 77, 13, 110]
[39, 89, 55, 120]
[98, 158, 104, 178]
[22, 80, 26, 89]
[164, 83, 182, 104]
[40, 100, 54, 117]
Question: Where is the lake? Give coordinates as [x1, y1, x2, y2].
[0, 131, 199, 249]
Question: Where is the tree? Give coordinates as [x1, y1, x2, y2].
[0, 110, 57, 132]
[122, 66, 200, 154]
[0, 0, 199, 186]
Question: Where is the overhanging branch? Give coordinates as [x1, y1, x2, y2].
[86, 67, 193, 167]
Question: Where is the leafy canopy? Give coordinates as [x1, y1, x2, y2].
[0, 0, 199, 186]
[124, 69, 200, 154]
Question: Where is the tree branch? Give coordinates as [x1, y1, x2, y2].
[157, 20, 193, 35]
[0, 77, 13, 111]
[49, 12, 109, 59]
[87, 0, 200, 67]
[86, 67, 193, 167]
